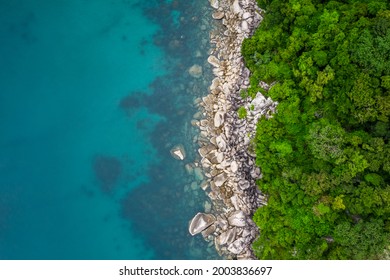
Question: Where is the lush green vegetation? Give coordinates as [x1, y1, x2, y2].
[242, 0, 390, 259]
[238, 106, 248, 119]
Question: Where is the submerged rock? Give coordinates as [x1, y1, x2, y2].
[188, 64, 203, 78]
[185, 163, 194, 175]
[189, 213, 216, 236]
[204, 201, 212, 213]
[194, 167, 204, 181]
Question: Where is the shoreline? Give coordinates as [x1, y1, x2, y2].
[188, 0, 277, 259]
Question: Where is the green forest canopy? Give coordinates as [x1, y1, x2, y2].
[242, 0, 390, 259]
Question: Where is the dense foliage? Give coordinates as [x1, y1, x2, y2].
[242, 0, 390, 259]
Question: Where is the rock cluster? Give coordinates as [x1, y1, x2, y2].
[188, 0, 277, 259]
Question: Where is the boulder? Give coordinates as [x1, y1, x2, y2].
[208, 55, 220, 68]
[228, 211, 246, 227]
[250, 92, 267, 112]
[194, 167, 204, 181]
[241, 20, 249, 32]
[216, 135, 227, 151]
[210, 78, 220, 91]
[198, 144, 215, 157]
[242, 12, 252, 20]
[201, 157, 212, 169]
[222, 83, 231, 95]
[237, 250, 253, 260]
[200, 119, 209, 127]
[214, 111, 225, 128]
[216, 216, 229, 231]
[190, 181, 198, 191]
[214, 172, 227, 187]
[209, 0, 219, 9]
[170, 144, 186, 160]
[217, 227, 237, 245]
[250, 167, 261, 178]
[206, 150, 218, 164]
[202, 224, 216, 238]
[238, 179, 250, 190]
[200, 181, 209, 191]
[212, 11, 224, 20]
[189, 213, 216, 236]
[232, 0, 242, 14]
[216, 152, 224, 163]
[230, 160, 238, 173]
[185, 163, 193, 175]
[228, 238, 245, 254]
[188, 64, 203, 78]
[230, 195, 240, 210]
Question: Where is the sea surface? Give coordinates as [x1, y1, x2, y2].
[0, 0, 219, 259]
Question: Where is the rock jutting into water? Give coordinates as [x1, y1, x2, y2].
[188, 0, 277, 259]
[170, 144, 186, 161]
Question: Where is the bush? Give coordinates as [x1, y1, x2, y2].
[238, 106, 248, 119]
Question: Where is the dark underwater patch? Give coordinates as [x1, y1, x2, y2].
[92, 155, 122, 194]
[119, 92, 143, 110]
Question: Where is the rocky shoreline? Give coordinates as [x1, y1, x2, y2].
[185, 0, 277, 260]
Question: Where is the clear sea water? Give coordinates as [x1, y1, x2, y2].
[0, 0, 219, 259]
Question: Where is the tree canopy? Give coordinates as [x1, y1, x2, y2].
[242, 0, 390, 259]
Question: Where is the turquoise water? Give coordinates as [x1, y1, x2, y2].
[0, 0, 218, 259]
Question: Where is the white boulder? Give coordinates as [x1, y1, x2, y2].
[228, 210, 246, 227]
[214, 111, 225, 128]
[170, 144, 186, 160]
[208, 55, 220, 67]
[209, 0, 219, 9]
[189, 213, 216, 236]
[214, 173, 227, 187]
[230, 160, 238, 173]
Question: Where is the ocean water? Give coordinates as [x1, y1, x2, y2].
[0, 0, 219, 259]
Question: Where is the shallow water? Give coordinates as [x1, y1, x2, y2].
[0, 0, 219, 259]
